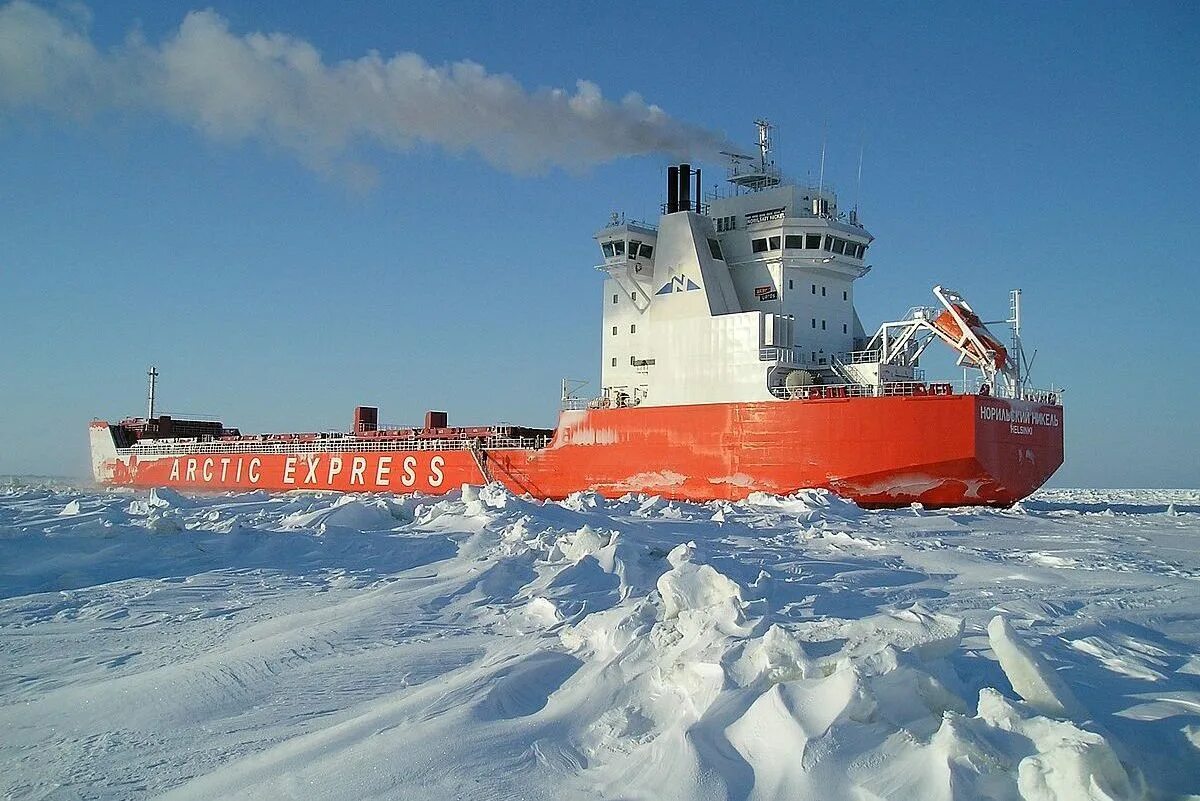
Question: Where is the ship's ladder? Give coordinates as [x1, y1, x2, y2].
[468, 439, 493, 484]
[829, 354, 859, 385]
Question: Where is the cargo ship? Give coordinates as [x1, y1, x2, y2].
[90, 123, 1063, 507]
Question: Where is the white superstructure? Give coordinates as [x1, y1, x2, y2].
[596, 122, 875, 407]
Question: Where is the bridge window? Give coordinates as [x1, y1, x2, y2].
[768, 236, 781, 250]
[708, 238, 725, 260]
[785, 235, 803, 249]
[752, 238, 768, 253]
[602, 242, 615, 257]
[613, 240, 625, 256]
[825, 235, 833, 251]
[640, 243, 654, 259]
[806, 234, 821, 249]
[628, 240, 641, 259]
[832, 239, 846, 255]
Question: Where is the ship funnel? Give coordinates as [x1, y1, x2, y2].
[679, 163, 691, 212]
[667, 165, 679, 213]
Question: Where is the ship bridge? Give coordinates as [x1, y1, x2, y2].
[591, 122, 878, 408]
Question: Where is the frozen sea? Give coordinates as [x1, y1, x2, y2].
[1, 478, 1198, 800]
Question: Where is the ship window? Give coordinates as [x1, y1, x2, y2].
[843, 323, 848, 334]
[708, 238, 725, 260]
[811, 284, 816, 294]
[612, 294, 619, 304]
[811, 318, 817, 328]
[613, 240, 625, 256]
[611, 358, 617, 367]
[628, 240, 641, 259]
[832, 239, 846, 255]
[631, 292, 637, 301]
[752, 238, 768, 253]
[768, 236, 781, 250]
[822, 320, 827, 330]
[821, 286, 826, 296]
[824, 235, 833, 251]
[788, 279, 793, 290]
[630, 324, 636, 333]
[806, 233, 821, 249]
[785, 235, 803, 249]
[612, 326, 618, 335]
[640, 244, 654, 259]
[602, 242, 615, 257]
[843, 290, 848, 301]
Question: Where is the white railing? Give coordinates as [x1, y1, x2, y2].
[1018, 387, 1062, 404]
[760, 347, 830, 366]
[842, 349, 882, 364]
[121, 435, 552, 458]
[772, 381, 961, 401]
[948, 377, 1063, 405]
[772, 380, 1063, 404]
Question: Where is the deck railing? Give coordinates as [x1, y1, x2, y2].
[121, 435, 552, 458]
[769, 380, 1062, 404]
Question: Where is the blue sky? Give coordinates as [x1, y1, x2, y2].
[1, 0, 1197, 487]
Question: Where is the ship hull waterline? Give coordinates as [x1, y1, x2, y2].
[90, 394, 1063, 509]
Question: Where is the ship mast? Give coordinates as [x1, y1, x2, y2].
[1009, 289, 1022, 390]
[147, 365, 158, 419]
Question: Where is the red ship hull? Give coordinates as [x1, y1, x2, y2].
[90, 394, 1062, 508]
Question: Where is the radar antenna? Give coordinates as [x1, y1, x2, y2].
[754, 119, 774, 172]
[725, 120, 782, 192]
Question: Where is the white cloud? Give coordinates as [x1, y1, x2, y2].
[0, 2, 730, 177]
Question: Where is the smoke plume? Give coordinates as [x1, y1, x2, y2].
[0, 2, 730, 182]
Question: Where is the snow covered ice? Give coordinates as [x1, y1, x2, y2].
[1, 479, 1198, 800]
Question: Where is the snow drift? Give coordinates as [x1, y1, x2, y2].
[1, 479, 1197, 799]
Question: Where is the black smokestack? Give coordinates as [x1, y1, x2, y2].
[667, 165, 679, 213]
[679, 163, 691, 212]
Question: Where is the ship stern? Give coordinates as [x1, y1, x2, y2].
[973, 396, 1064, 505]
